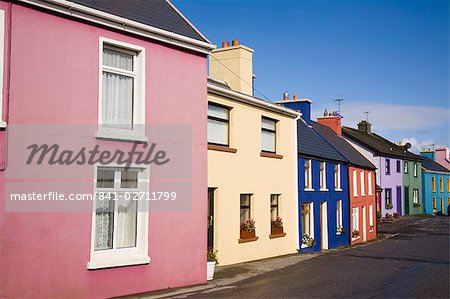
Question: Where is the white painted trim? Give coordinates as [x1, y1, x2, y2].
[17, 0, 215, 55]
[97, 37, 147, 142]
[208, 82, 300, 118]
[321, 202, 328, 250]
[0, 10, 5, 125]
[88, 164, 150, 269]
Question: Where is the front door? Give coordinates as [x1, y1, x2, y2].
[396, 186, 402, 216]
[404, 187, 410, 215]
[207, 188, 215, 249]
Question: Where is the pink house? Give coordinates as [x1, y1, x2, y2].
[435, 147, 450, 170]
[0, 0, 214, 297]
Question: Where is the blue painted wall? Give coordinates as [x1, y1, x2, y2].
[298, 157, 350, 252]
[422, 171, 449, 215]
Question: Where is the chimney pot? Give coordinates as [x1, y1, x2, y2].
[293, 95, 299, 101]
[222, 41, 229, 48]
[232, 39, 240, 46]
[283, 91, 289, 101]
[357, 120, 372, 134]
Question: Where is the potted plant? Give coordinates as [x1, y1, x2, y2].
[413, 203, 421, 208]
[301, 233, 315, 248]
[352, 230, 360, 239]
[271, 216, 283, 235]
[207, 249, 218, 281]
[383, 213, 394, 223]
[393, 212, 400, 218]
[240, 219, 256, 239]
[369, 225, 374, 232]
[386, 203, 393, 210]
[336, 225, 345, 235]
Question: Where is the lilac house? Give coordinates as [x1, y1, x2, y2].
[342, 121, 420, 217]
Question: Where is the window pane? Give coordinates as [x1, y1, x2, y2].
[208, 119, 228, 145]
[121, 170, 138, 188]
[102, 72, 134, 130]
[94, 194, 115, 250]
[97, 169, 114, 188]
[262, 118, 276, 130]
[240, 195, 251, 222]
[116, 197, 137, 248]
[103, 48, 133, 71]
[208, 103, 228, 120]
[261, 130, 276, 152]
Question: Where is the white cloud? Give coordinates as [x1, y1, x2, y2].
[400, 137, 437, 153]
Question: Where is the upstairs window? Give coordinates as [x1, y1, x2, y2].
[353, 169, 358, 197]
[368, 172, 373, 195]
[261, 117, 277, 153]
[413, 163, 418, 177]
[404, 161, 408, 174]
[360, 171, 365, 196]
[334, 164, 341, 190]
[396, 160, 401, 173]
[304, 159, 312, 190]
[98, 38, 146, 141]
[439, 177, 444, 192]
[208, 103, 230, 146]
[447, 178, 450, 192]
[431, 176, 436, 192]
[320, 162, 327, 190]
[385, 159, 391, 175]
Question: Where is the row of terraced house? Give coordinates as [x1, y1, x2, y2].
[0, 0, 449, 297]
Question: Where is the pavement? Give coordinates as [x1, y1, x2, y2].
[123, 215, 449, 299]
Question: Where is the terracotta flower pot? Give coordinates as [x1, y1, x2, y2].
[240, 230, 255, 239]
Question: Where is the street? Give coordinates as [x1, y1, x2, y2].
[187, 216, 449, 298]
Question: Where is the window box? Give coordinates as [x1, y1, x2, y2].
[271, 226, 284, 235]
[240, 229, 256, 239]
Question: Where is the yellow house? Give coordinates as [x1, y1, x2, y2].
[207, 40, 300, 265]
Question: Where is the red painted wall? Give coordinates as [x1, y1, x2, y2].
[348, 167, 377, 244]
[0, 3, 208, 298]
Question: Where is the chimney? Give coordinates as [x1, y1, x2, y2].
[357, 120, 372, 134]
[317, 110, 343, 135]
[210, 40, 254, 96]
[276, 95, 312, 125]
[420, 148, 436, 160]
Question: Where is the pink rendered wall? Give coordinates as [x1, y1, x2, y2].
[0, 3, 207, 298]
[435, 148, 450, 170]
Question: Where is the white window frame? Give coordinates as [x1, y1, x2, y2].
[261, 116, 277, 153]
[368, 171, 373, 195]
[404, 161, 408, 174]
[336, 200, 343, 234]
[320, 161, 327, 191]
[369, 204, 374, 231]
[413, 163, 418, 177]
[97, 37, 147, 142]
[413, 189, 419, 204]
[301, 202, 314, 248]
[335, 164, 342, 191]
[352, 207, 359, 239]
[304, 159, 313, 191]
[0, 10, 6, 127]
[88, 164, 150, 269]
[360, 171, 365, 196]
[353, 169, 358, 197]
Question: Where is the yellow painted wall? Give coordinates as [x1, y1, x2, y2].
[207, 91, 299, 266]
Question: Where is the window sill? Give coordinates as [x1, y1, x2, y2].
[87, 254, 150, 270]
[208, 144, 237, 153]
[351, 237, 361, 241]
[304, 188, 315, 192]
[335, 188, 343, 192]
[0, 121, 6, 128]
[301, 243, 313, 249]
[269, 233, 286, 239]
[238, 236, 259, 243]
[319, 188, 329, 192]
[260, 152, 283, 159]
[336, 232, 342, 236]
[96, 131, 148, 143]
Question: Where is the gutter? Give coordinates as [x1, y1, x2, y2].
[207, 83, 300, 118]
[17, 0, 216, 55]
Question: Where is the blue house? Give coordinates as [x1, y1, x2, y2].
[420, 150, 450, 215]
[277, 97, 349, 252]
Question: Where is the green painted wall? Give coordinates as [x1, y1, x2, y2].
[402, 160, 423, 215]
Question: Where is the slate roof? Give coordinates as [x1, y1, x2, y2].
[421, 156, 450, 173]
[342, 126, 421, 162]
[312, 122, 376, 170]
[71, 0, 207, 42]
[297, 120, 347, 163]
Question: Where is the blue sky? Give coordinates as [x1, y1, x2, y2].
[174, 0, 449, 152]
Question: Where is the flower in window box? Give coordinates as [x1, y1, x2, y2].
[240, 219, 256, 239]
[271, 217, 284, 235]
[336, 225, 345, 235]
[369, 225, 374, 231]
[301, 234, 315, 247]
[352, 230, 360, 239]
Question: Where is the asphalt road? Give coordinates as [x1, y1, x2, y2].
[189, 216, 449, 298]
